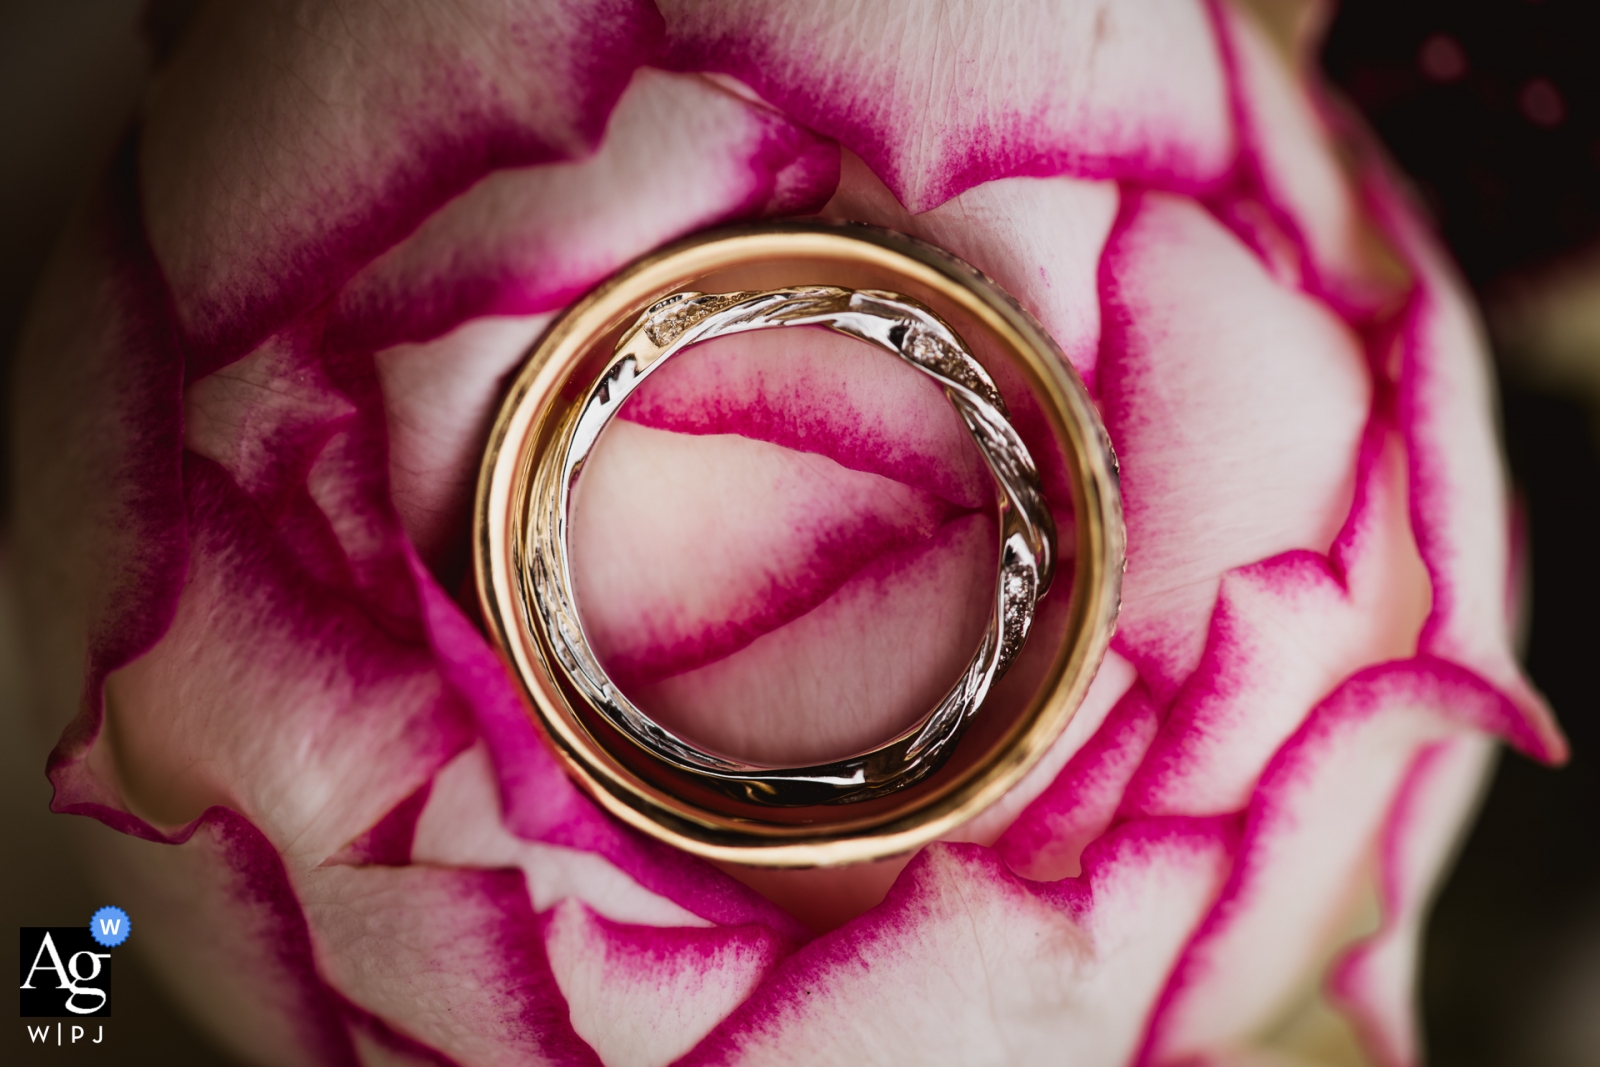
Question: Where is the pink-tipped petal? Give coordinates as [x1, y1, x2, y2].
[90, 808, 358, 1067]
[946, 649, 1139, 848]
[375, 314, 555, 569]
[17, 146, 187, 793]
[618, 327, 990, 509]
[680, 829, 1236, 1066]
[1100, 191, 1370, 700]
[658, 0, 1235, 212]
[572, 418, 974, 685]
[1141, 659, 1531, 1064]
[1121, 431, 1432, 819]
[624, 512, 994, 764]
[403, 554, 810, 940]
[1210, 0, 1403, 316]
[82, 456, 473, 864]
[1368, 183, 1566, 761]
[821, 151, 1119, 387]
[328, 782, 435, 869]
[413, 744, 709, 929]
[301, 863, 599, 1067]
[182, 327, 428, 628]
[332, 69, 839, 353]
[996, 682, 1164, 881]
[37, 188, 473, 864]
[141, 0, 665, 372]
[1329, 734, 1497, 1067]
[184, 332, 360, 503]
[544, 901, 793, 1067]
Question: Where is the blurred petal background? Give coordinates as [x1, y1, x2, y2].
[3, 1, 1597, 1063]
[0, 2, 238, 1062]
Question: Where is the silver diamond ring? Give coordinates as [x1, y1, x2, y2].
[526, 286, 1056, 806]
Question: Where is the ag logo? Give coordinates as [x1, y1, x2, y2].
[19, 928, 112, 1017]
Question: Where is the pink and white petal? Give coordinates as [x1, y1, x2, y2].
[1329, 733, 1497, 1067]
[376, 314, 555, 567]
[132, 319, 499, 870]
[995, 681, 1163, 881]
[1140, 659, 1534, 1065]
[721, 638, 1134, 929]
[679, 829, 1236, 1066]
[79, 457, 473, 866]
[404, 555, 810, 940]
[87, 807, 358, 1067]
[402, 550, 592, 844]
[332, 69, 839, 353]
[185, 330, 358, 506]
[303, 413, 427, 614]
[619, 327, 990, 509]
[543, 901, 792, 1067]
[1212, 0, 1402, 316]
[141, 0, 664, 372]
[184, 337, 379, 604]
[571, 418, 975, 684]
[413, 744, 707, 929]
[658, 0, 1235, 212]
[300, 863, 599, 1067]
[16, 149, 186, 789]
[386, 310, 997, 666]
[946, 648, 1139, 848]
[1121, 431, 1432, 818]
[1368, 185, 1565, 759]
[328, 781, 435, 868]
[1100, 191, 1370, 700]
[822, 151, 1119, 387]
[626, 512, 993, 764]
[187, 314, 431, 615]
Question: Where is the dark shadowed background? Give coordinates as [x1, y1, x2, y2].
[2, 1, 1597, 1063]
[1323, 3, 1600, 1064]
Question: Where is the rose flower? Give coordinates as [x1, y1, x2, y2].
[14, 1, 1563, 1065]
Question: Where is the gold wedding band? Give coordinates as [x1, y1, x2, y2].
[475, 221, 1123, 867]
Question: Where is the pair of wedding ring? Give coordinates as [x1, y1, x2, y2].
[476, 222, 1123, 867]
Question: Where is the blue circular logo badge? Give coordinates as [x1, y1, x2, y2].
[89, 906, 130, 948]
